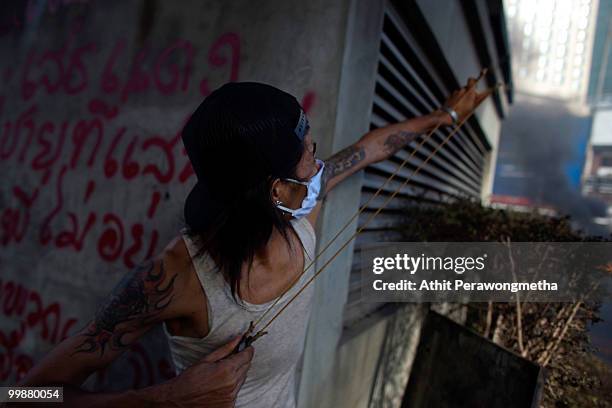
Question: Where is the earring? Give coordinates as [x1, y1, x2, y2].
[275, 200, 283, 205]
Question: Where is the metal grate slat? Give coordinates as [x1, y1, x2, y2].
[343, 4, 490, 327]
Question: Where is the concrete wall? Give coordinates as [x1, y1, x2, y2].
[0, 0, 351, 391]
[311, 2, 511, 407]
[315, 318, 389, 408]
[297, 0, 384, 406]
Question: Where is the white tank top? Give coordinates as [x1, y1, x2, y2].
[163, 217, 316, 408]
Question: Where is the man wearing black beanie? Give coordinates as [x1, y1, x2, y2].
[17, 78, 489, 407]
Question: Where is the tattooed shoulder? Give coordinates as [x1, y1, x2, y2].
[73, 259, 178, 357]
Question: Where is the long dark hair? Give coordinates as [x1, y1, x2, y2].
[182, 82, 307, 301]
[187, 171, 303, 301]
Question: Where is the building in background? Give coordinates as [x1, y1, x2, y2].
[587, 0, 612, 105]
[582, 0, 612, 231]
[494, 0, 607, 234]
[582, 110, 612, 230]
[506, 0, 598, 104]
[496, 0, 612, 375]
[581, 0, 612, 372]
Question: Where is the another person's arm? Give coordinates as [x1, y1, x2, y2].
[15, 239, 253, 408]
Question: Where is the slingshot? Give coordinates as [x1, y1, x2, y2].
[234, 68, 500, 353]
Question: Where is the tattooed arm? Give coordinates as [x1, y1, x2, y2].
[305, 111, 451, 226]
[303, 74, 493, 227]
[322, 111, 451, 198]
[314, 71, 494, 201]
[16, 238, 254, 407]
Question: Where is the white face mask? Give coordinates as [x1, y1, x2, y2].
[276, 159, 325, 219]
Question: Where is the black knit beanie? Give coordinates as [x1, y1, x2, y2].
[182, 82, 310, 232]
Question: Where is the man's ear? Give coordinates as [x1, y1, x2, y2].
[270, 178, 284, 202]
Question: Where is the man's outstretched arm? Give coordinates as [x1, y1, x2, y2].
[304, 74, 493, 227]
[316, 110, 451, 202]
[303, 110, 449, 227]
[315, 74, 493, 202]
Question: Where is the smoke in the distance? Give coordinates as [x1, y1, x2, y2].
[494, 93, 608, 236]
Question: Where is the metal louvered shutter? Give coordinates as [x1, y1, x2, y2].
[343, 5, 490, 329]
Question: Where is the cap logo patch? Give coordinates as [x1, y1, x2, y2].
[294, 109, 310, 140]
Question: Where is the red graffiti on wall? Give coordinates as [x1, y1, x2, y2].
[0, 105, 179, 267]
[20, 21, 97, 101]
[0, 9, 320, 393]
[18, 31, 240, 102]
[0, 279, 78, 382]
[0, 278, 175, 385]
[0, 29, 253, 267]
[199, 33, 241, 97]
[301, 91, 316, 114]
[1, 29, 318, 268]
